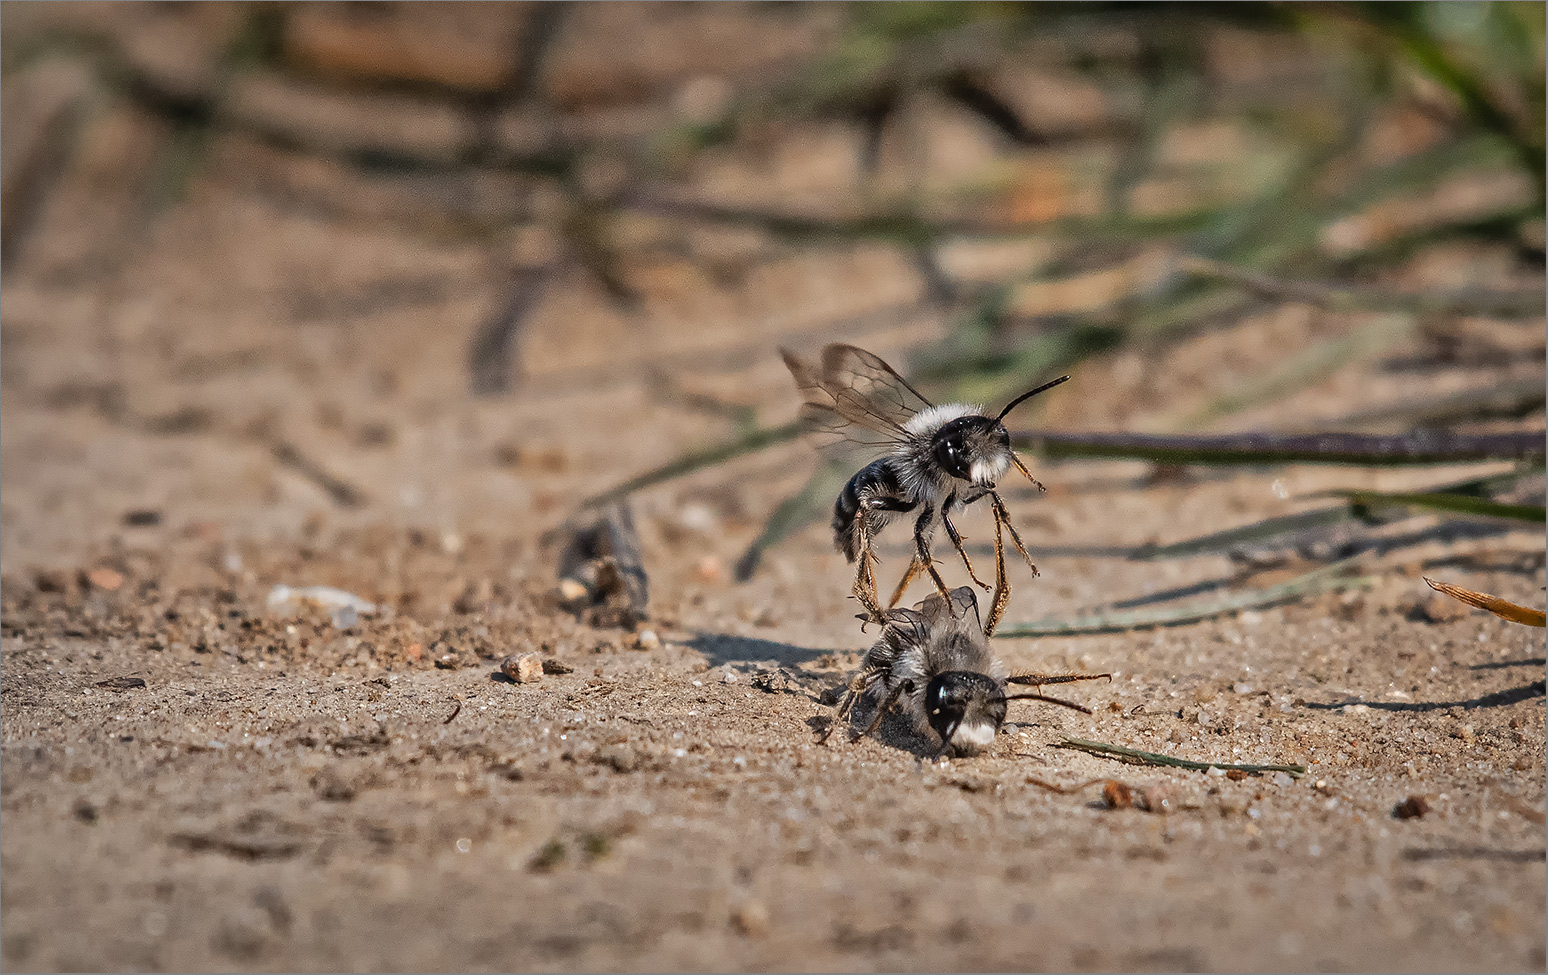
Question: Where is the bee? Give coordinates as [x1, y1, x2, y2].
[820, 523, 1109, 759]
[781, 343, 1066, 626]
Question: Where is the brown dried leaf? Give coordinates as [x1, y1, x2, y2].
[1423, 578, 1545, 627]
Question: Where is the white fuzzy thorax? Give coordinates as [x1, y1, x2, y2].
[902, 402, 979, 438]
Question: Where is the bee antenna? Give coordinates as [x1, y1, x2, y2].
[996, 375, 1070, 422]
[1001, 692, 1093, 714]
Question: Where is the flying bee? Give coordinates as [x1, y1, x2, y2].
[820, 527, 1109, 759]
[781, 343, 1066, 624]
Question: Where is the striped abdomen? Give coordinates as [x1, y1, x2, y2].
[832, 458, 912, 562]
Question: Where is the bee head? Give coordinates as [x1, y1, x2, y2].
[924, 671, 1007, 757]
[932, 417, 1013, 486]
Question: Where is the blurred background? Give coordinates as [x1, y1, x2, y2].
[3, 5, 1545, 972]
[2, 0, 1543, 562]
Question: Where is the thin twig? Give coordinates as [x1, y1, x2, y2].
[269, 440, 368, 509]
[1055, 737, 1307, 778]
[1181, 256, 1547, 317]
[1025, 776, 1107, 795]
[1015, 429, 1545, 466]
[469, 264, 554, 396]
[995, 558, 1368, 637]
[1182, 314, 1417, 427]
[581, 422, 802, 510]
[1133, 467, 1542, 560]
[734, 461, 849, 581]
[1130, 507, 1356, 561]
[1321, 490, 1545, 523]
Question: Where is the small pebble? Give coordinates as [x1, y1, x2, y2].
[634, 630, 660, 650]
[86, 567, 124, 591]
[1271, 771, 1295, 787]
[721, 668, 739, 684]
[694, 555, 725, 583]
[731, 899, 769, 938]
[1101, 780, 1135, 809]
[557, 578, 589, 604]
[1393, 794, 1432, 819]
[501, 653, 543, 683]
[541, 659, 574, 675]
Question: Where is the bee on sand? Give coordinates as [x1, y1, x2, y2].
[781, 343, 1066, 624]
[820, 519, 1109, 759]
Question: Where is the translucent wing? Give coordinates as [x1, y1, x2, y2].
[781, 344, 933, 456]
[862, 607, 928, 674]
[912, 586, 983, 634]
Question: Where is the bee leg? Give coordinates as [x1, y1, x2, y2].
[985, 506, 1011, 637]
[989, 490, 1039, 577]
[941, 501, 989, 591]
[850, 680, 909, 744]
[1010, 451, 1046, 492]
[885, 556, 926, 608]
[911, 506, 953, 606]
[850, 509, 888, 625]
[817, 675, 869, 744]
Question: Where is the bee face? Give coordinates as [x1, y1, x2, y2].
[924, 671, 1008, 755]
[932, 417, 1013, 487]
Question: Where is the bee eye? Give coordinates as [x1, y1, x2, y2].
[935, 435, 969, 477]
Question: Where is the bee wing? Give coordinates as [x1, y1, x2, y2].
[782, 344, 934, 456]
[912, 586, 984, 634]
[883, 606, 928, 638]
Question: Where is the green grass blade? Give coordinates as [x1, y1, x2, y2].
[1055, 737, 1306, 777]
[582, 422, 802, 509]
[1322, 490, 1546, 523]
[996, 558, 1369, 637]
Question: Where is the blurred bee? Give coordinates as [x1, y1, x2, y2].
[820, 524, 1108, 759]
[782, 343, 1066, 623]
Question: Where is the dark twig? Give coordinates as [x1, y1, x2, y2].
[1319, 490, 1545, 524]
[734, 462, 850, 582]
[269, 440, 368, 508]
[469, 264, 554, 396]
[1014, 429, 1546, 466]
[581, 422, 802, 509]
[1182, 256, 1547, 317]
[1055, 737, 1307, 777]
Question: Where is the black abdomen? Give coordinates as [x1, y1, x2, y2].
[833, 458, 909, 562]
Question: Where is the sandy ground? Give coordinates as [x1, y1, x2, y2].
[3, 7, 1546, 972]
